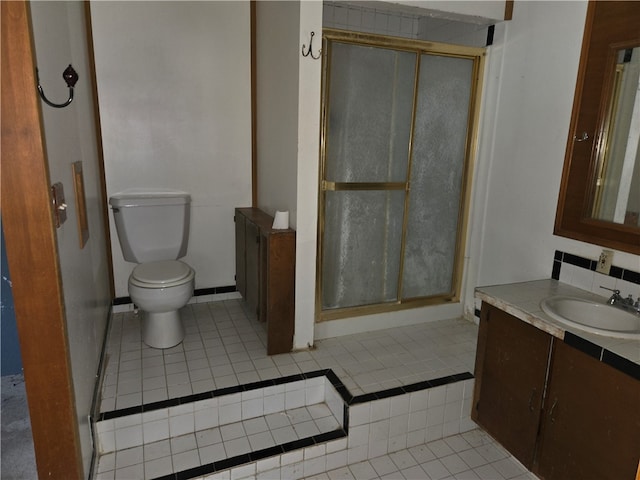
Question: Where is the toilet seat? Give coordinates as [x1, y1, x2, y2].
[130, 260, 194, 289]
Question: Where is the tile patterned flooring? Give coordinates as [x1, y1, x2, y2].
[98, 428, 536, 480]
[100, 299, 478, 413]
[96, 298, 537, 479]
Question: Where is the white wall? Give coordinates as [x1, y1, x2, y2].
[255, 1, 322, 349]
[90, 1, 253, 298]
[464, 1, 639, 317]
[294, 1, 324, 348]
[255, 2, 300, 223]
[30, 2, 112, 475]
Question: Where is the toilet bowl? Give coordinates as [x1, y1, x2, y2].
[110, 189, 195, 349]
[129, 260, 195, 349]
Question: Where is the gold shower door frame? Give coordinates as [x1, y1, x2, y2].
[316, 30, 485, 322]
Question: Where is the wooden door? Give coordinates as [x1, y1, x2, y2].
[536, 341, 640, 480]
[472, 304, 553, 469]
[1, 2, 84, 477]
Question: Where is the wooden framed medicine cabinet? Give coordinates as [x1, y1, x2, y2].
[554, 1, 640, 254]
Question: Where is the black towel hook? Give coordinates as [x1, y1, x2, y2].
[37, 64, 78, 108]
[302, 31, 321, 60]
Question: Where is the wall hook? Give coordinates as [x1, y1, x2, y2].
[302, 31, 321, 60]
[37, 64, 78, 108]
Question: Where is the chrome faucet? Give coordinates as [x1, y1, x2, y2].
[600, 286, 640, 314]
[600, 286, 623, 305]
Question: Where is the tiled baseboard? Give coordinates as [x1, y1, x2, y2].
[112, 287, 241, 314]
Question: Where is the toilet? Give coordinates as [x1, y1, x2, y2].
[109, 189, 195, 349]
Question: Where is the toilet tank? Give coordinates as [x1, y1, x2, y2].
[109, 189, 191, 263]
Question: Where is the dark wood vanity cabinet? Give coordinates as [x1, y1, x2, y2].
[474, 303, 640, 479]
[536, 340, 640, 480]
[235, 208, 295, 355]
[472, 304, 553, 469]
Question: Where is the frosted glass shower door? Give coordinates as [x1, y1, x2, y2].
[401, 54, 474, 299]
[321, 42, 415, 310]
[322, 190, 405, 309]
[319, 32, 483, 317]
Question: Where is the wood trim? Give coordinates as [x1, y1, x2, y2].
[554, 2, 640, 254]
[236, 208, 295, 355]
[84, 1, 114, 298]
[250, 0, 258, 207]
[1, 2, 83, 478]
[504, 1, 514, 21]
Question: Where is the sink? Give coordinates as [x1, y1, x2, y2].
[540, 295, 640, 339]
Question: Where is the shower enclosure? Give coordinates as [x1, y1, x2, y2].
[318, 31, 485, 321]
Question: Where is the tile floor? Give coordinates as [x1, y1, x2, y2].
[100, 298, 478, 413]
[306, 429, 537, 480]
[97, 298, 537, 479]
[98, 428, 537, 480]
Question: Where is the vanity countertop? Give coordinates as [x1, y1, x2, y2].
[476, 279, 640, 377]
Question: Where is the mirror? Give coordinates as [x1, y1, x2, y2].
[590, 46, 640, 227]
[554, 2, 640, 255]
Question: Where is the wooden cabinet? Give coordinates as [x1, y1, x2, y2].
[535, 340, 640, 480]
[235, 208, 295, 355]
[472, 304, 553, 469]
[474, 303, 640, 479]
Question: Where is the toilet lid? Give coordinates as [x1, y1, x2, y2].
[131, 260, 193, 286]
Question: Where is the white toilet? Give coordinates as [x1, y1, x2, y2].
[109, 189, 195, 349]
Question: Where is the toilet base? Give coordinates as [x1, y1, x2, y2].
[141, 310, 185, 349]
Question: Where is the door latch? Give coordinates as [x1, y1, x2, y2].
[51, 182, 67, 228]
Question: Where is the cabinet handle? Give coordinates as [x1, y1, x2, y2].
[549, 397, 558, 423]
[528, 388, 536, 412]
[574, 131, 589, 142]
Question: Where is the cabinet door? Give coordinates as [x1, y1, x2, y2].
[244, 219, 260, 317]
[235, 212, 246, 298]
[472, 304, 552, 469]
[536, 341, 640, 480]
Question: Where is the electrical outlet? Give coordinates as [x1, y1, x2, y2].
[596, 249, 613, 274]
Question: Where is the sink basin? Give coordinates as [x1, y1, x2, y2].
[540, 295, 640, 339]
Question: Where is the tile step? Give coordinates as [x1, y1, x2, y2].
[94, 370, 475, 480]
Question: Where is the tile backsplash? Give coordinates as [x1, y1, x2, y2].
[552, 250, 640, 299]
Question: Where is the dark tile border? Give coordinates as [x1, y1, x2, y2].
[623, 269, 640, 284]
[99, 368, 475, 420]
[551, 260, 562, 280]
[99, 366, 475, 480]
[98, 369, 333, 421]
[561, 332, 640, 382]
[486, 25, 495, 46]
[552, 250, 639, 285]
[154, 428, 354, 480]
[349, 372, 474, 405]
[563, 332, 602, 360]
[112, 284, 237, 306]
[562, 252, 594, 270]
[602, 349, 640, 381]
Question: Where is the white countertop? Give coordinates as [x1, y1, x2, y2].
[475, 279, 640, 367]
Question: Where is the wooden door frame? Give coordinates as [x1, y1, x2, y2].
[1, 1, 83, 478]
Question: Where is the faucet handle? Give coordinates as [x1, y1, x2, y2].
[600, 286, 623, 305]
[599, 286, 620, 295]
